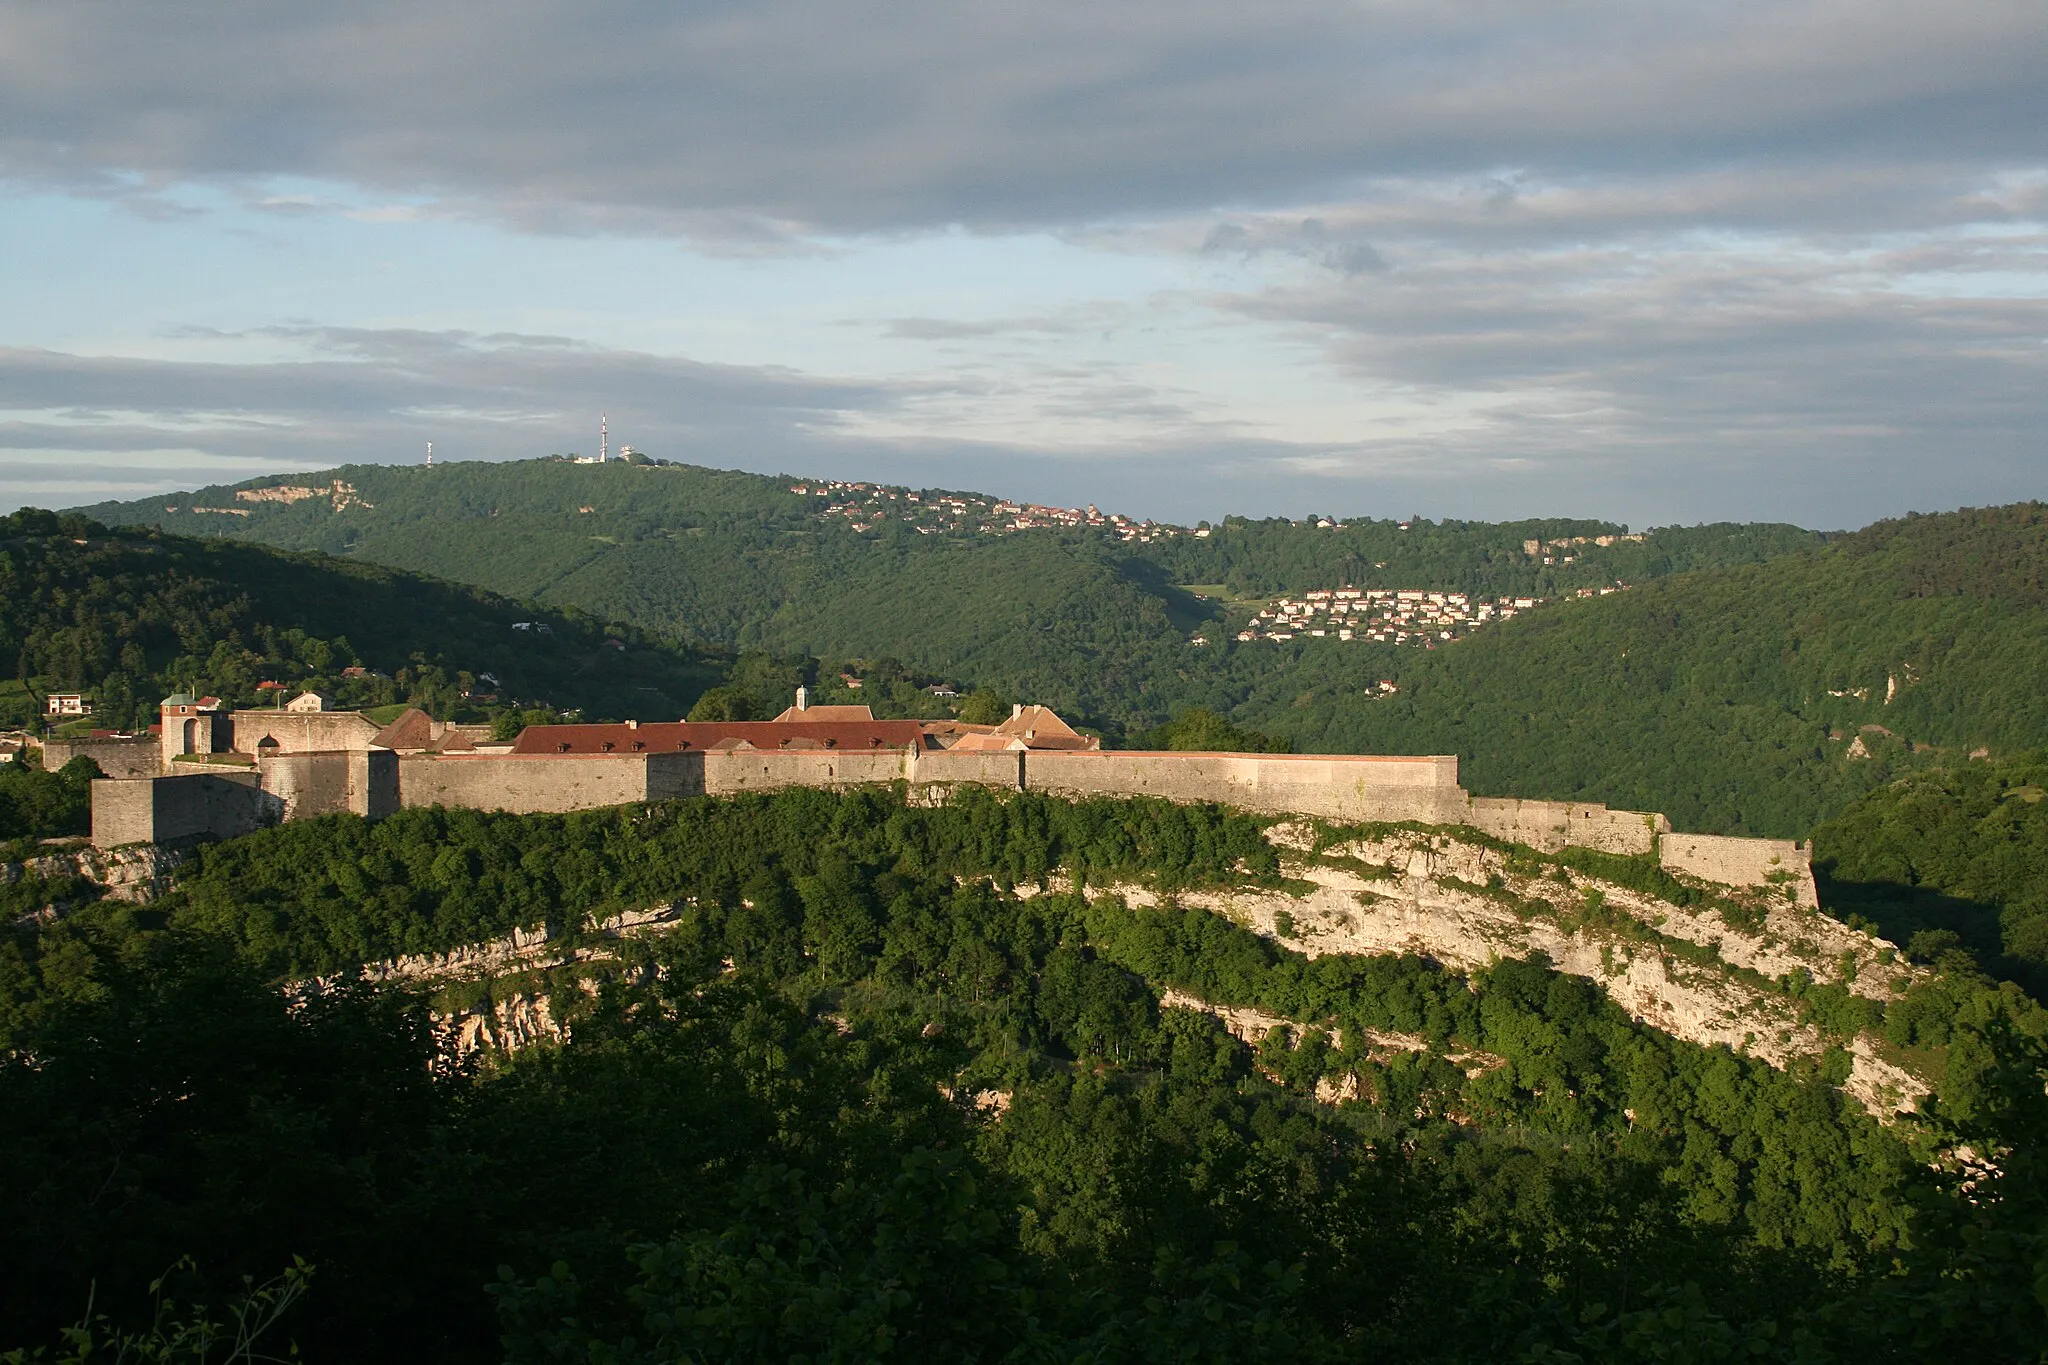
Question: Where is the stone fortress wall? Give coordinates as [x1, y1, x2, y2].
[91, 770, 276, 848]
[1462, 795, 1667, 855]
[1658, 831, 1815, 907]
[41, 736, 162, 779]
[90, 714, 1815, 902]
[260, 749, 399, 823]
[395, 751, 700, 813]
[228, 710, 383, 758]
[1021, 751, 1464, 824]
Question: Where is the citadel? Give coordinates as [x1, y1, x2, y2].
[62, 689, 1814, 903]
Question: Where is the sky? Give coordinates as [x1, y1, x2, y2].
[1, 0, 2044, 529]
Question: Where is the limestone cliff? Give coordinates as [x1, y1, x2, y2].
[3, 840, 186, 922]
[277, 813, 1924, 1119]
[1113, 821, 1925, 1117]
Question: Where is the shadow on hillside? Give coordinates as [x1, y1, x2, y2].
[1816, 871, 2048, 1000]
[1113, 557, 1223, 634]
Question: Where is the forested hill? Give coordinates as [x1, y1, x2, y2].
[1271, 504, 2048, 835]
[76, 457, 1823, 726]
[73, 462, 2048, 837]
[0, 508, 723, 732]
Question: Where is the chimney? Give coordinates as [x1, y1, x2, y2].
[796, 686, 808, 712]
[1011, 703, 1023, 719]
[625, 718, 638, 729]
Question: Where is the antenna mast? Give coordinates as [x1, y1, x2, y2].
[425, 440, 433, 468]
[600, 412, 609, 463]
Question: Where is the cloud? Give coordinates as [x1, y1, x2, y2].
[879, 316, 1083, 341]
[0, 0, 2043, 529]
[0, 331, 904, 481]
[0, 330, 1268, 520]
[1191, 201, 2048, 517]
[0, 0, 2042, 236]
[5, 304, 2041, 532]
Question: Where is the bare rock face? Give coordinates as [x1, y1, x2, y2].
[1116, 824, 1930, 1120]
[3, 841, 187, 921]
[449, 993, 564, 1055]
[290, 903, 688, 1059]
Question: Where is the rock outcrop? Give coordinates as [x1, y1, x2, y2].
[1117, 823, 1926, 1117]
[3, 841, 187, 921]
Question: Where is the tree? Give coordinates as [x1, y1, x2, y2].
[686, 686, 757, 722]
[1133, 708, 1291, 754]
[958, 689, 1008, 725]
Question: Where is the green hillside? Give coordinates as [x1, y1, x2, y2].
[0, 507, 724, 733]
[73, 462, 2048, 838]
[76, 458, 1822, 725]
[1262, 505, 2048, 835]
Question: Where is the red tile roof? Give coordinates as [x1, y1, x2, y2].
[373, 708, 485, 753]
[510, 719, 939, 755]
[372, 708, 439, 750]
[946, 731, 1024, 751]
[993, 705, 1099, 751]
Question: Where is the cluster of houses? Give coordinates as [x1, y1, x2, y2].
[792, 480, 1196, 542]
[1234, 588, 1545, 646]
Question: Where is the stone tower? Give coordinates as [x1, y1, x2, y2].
[159, 693, 228, 769]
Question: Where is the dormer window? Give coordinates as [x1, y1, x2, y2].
[600, 740, 615, 752]
[557, 742, 571, 753]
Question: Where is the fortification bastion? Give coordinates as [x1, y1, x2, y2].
[90, 696, 1814, 903]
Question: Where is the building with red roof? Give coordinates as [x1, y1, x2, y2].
[510, 718, 940, 756]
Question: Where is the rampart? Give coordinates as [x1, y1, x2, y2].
[257, 750, 399, 822]
[1464, 797, 1670, 856]
[42, 736, 161, 779]
[91, 772, 275, 848]
[395, 752, 701, 814]
[704, 748, 917, 794]
[229, 709, 382, 756]
[1021, 751, 1466, 824]
[86, 742, 1816, 900]
[1660, 833, 1817, 908]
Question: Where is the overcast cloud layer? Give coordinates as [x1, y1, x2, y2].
[0, 0, 2043, 525]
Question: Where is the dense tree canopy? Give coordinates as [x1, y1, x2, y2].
[1272, 505, 2048, 834]
[0, 508, 724, 731]
[5, 786, 2044, 1361]
[1813, 751, 2048, 992]
[0, 752, 96, 844]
